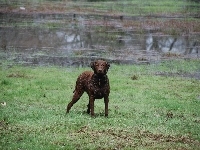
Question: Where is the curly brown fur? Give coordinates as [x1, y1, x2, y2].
[66, 60, 110, 117]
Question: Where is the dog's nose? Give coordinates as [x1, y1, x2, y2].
[98, 69, 104, 73]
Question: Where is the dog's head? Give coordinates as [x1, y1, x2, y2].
[91, 60, 110, 76]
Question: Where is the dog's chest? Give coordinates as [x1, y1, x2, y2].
[92, 76, 108, 87]
[89, 76, 109, 98]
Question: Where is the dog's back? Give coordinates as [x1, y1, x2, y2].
[74, 71, 93, 92]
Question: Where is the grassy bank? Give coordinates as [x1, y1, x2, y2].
[1, 0, 200, 16]
[0, 59, 200, 149]
[1, 0, 199, 35]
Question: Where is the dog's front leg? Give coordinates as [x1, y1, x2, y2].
[104, 96, 109, 117]
[89, 95, 95, 117]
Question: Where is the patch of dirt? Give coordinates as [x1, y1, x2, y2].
[136, 130, 199, 144]
[7, 72, 32, 78]
[65, 126, 200, 149]
[0, 120, 8, 130]
[155, 71, 200, 80]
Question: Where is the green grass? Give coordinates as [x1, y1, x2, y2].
[0, 59, 200, 149]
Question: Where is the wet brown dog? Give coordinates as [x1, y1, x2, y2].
[66, 60, 110, 117]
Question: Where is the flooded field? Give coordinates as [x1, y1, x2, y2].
[0, 0, 200, 66]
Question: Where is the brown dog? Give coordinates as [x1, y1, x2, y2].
[66, 60, 110, 117]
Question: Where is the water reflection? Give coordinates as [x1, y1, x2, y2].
[0, 13, 199, 66]
[146, 34, 199, 55]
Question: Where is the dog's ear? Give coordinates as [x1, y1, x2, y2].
[106, 62, 110, 70]
[90, 61, 95, 70]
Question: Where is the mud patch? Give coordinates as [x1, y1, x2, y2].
[7, 72, 33, 79]
[64, 126, 200, 149]
[0, 119, 8, 130]
[155, 71, 200, 80]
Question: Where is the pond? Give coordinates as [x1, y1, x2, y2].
[0, 12, 199, 67]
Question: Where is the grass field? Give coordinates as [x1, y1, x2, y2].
[0, 59, 200, 149]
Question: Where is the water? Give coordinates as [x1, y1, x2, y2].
[0, 12, 199, 66]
